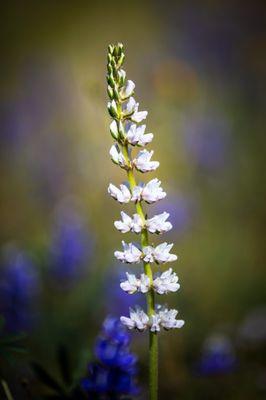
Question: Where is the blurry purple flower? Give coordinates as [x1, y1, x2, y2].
[49, 205, 94, 288]
[0, 58, 80, 204]
[0, 246, 39, 333]
[196, 334, 236, 376]
[1, 59, 74, 145]
[81, 316, 139, 398]
[183, 114, 230, 172]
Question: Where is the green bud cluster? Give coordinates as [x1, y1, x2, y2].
[107, 43, 133, 142]
[107, 43, 126, 100]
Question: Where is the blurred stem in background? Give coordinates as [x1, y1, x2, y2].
[1, 379, 14, 400]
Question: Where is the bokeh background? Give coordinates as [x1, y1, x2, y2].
[0, 1, 266, 399]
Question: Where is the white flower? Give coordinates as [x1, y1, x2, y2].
[114, 212, 143, 233]
[122, 97, 136, 116]
[125, 123, 153, 146]
[139, 273, 150, 293]
[153, 242, 178, 264]
[121, 307, 184, 332]
[153, 268, 180, 294]
[120, 272, 150, 294]
[120, 272, 140, 294]
[158, 308, 185, 330]
[108, 183, 131, 203]
[131, 184, 144, 202]
[143, 243, 177, 264]
[146, 212, 172, 234]
[131, 179, 166, 204]
[120, 307, 149, 331]
[131, 102, 148, 123]
[142, 179, 166, 203]
[120, 80, 135, 99]
[109, 144, 128, 168]
[114, 211, 132, 233]
[131, 214, 143, 233]
[142, 246, 154, 263]
[114, 241, 142, 263]
[150, 314, 161, 332]
[133, 150, 159, 173]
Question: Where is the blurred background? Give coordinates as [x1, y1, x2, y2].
[0, 1, 265, 399]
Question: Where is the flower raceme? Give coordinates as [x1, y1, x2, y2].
[114, 241, 178, 265]
[114, 211, 172, 234]
[120, 306, 184, 333]
[108, 178, 166, 204]
[120, 268, 180, 295]
[106, 44, 184, 339]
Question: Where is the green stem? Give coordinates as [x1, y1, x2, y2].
[1, 379, 14, 400]
[122, 144, 158, 400]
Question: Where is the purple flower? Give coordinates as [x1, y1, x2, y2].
[81, 316, 139, 398]
[49, 205, 94, 288]
[0, 246, 39, 333]
[196, 334, 236, 376]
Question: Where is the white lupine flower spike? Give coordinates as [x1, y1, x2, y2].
[106, 43, 184, 399]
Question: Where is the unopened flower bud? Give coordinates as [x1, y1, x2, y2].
[108, 44, 114, 55]
[108, 100, 119, 118]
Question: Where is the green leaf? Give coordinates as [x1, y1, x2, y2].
[31, 362, 65, 395]
[57, 345, 72, 386]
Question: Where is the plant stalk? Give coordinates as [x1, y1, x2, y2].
[122, 144, 158, 400]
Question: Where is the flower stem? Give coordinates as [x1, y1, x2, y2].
[1, 379, 14, 400]
[122, 144, 158, 400]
